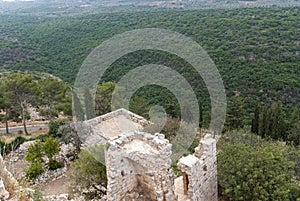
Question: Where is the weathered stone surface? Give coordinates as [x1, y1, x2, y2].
[0, 153, 19, 200]
[177, 134, 218, 201]
[74, 108, 150, 149]
[0, 178, 9, 200]
[1, 110, 219, 201]
[106, 131, 177, 201]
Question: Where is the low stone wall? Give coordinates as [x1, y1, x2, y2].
[85, 108, 149, 128]
[0, 154, 19, 200]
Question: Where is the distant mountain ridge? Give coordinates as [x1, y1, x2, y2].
[0, 0, 300, 15]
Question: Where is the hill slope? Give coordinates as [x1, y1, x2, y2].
[0, 6, 299, 120]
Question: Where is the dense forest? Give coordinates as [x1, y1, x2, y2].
[0, 5, 300, 200]
[1, 6, 299, 125]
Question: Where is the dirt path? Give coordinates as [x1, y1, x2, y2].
[39, 166, 73, 196]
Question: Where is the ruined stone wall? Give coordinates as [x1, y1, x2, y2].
[85, 108, 149, 128]
[0, 154, 19, 200]
[0, 155, 10, 200]
[106, 131, 177, 201]
[177, 136, 218, 201]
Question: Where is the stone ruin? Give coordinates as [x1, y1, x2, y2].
[106, 132, 177, 201]
[79, 108, 218, 201]
[177, 136, 218, 201]
[0, 155, 10, 200]
[0, 108, 218, 201]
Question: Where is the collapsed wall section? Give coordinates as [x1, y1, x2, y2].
[177, 136, 218, 201]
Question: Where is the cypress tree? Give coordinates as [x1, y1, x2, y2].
[251, 101, 260, 134]
[73, 91, 85, 121]
[84, 87, 96, 120]
[259, 105, 268, 138]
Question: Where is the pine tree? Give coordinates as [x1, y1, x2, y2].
[5, 74, 39, 135]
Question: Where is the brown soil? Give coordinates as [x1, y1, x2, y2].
[39, 166, 74, 196]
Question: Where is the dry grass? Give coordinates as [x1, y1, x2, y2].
[0, 128, 49, 144]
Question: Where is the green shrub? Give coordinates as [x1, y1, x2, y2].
[39, 108, 59, 118]
[10, 136, 26, 150]
[32, 190, 45, 201]
[0, 114, 5, 123]
[25, 161, 45, 180]
[218, 142, 299, 201]
[48, 160, 64, 170]
[0, 140, 5, 154]
[1, 136, 26, 155]
[69, 147, 107, 199]
[42, 137, 60, 160]
[24, 137, 62, 179]
[48, 119, 68, 138]
[24, 140, 44, 163]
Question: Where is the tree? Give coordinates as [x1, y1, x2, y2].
[129, 96, 150, 118]
[0, 79, 11, 134]
[73, 90, 84, 121]
[269, 102, 286, 140]
[226, 94, 244, 130]
[95, 82, 116, 116]
[42, 137, 60, 163]
[259, 105, 269, 138]
[287, 109, 300, 146]
[251, 101, 259, 134]
[258, 102, 286, 140]
[218, 142, 299, 201]
[38, 77, 68, 111]
[199, 101, 203, 129]
[5, 73, 39, 135]
[83, 87, 96, 120]
[38, 77, 69, 118]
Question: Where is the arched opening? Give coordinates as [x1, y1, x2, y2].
[182, 172, 189, 195]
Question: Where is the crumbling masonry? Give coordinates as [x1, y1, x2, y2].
[0, 109, 218, 201]
[81, 109, 218, 201]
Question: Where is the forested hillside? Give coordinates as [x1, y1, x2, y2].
[0, 6, 299, 125]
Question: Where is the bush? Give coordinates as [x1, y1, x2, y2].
[69, 147, 107, 199]
[25, 140, 44, 163]
[0, 140, 5, 154]
[48, 119, 69, 138]
[39, 108, 59, 118]
[24, 137, 62, 179]
[218, 142, 299, 201]
[25, 161, 45, 180]
[1, 136, 26, 155]
[48, 160, 64, 170]
[42, 137, 60, 160]
[10, 136, 26, 150]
